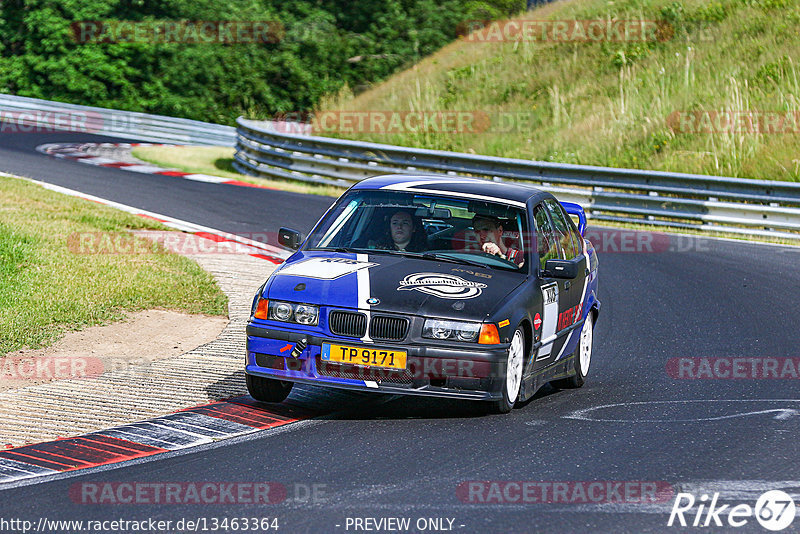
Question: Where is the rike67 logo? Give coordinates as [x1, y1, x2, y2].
[668, 490, 796, 531]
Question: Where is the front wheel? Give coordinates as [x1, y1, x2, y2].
[552, 312, 593, 389]
[488, 327, 525, 414]
[246, 373, 293, 403]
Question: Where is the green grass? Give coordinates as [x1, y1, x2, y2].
[132, 145, 342, 197]
[0, 176, 228, 356]
[316, 0, 800, 182]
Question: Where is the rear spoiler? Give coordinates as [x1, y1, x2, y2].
[560, 202, 587, 237]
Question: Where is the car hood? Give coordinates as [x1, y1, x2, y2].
[264, 251, 526, 321]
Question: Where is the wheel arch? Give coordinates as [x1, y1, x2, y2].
[518, 318, 533, 361]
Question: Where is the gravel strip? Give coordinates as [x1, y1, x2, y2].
[0, 252, 276, 447]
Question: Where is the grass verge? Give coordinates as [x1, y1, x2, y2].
[0, 175, 228, 356]
[132, 145, 343, 197]
[317, 0, 800, 182]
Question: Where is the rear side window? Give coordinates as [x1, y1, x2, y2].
[564, 210, 584, 256]
[533, 204, 560, 271]
[544, 199, 579, 259]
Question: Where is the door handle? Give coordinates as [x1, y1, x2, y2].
[564, 281, 571, 290]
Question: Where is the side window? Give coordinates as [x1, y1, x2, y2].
[564, 211, 584, 256]
[533, 204, 560, 271]
[544, 199, 577, 259]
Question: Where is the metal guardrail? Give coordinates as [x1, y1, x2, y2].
[235, 117, 800, 240]
[0, 94, 236, 146]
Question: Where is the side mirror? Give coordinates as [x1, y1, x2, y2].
[278, 227, 302, 250]
[543, 258, 579, 279]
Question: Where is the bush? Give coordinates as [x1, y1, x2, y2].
[0, 0, 526, 123]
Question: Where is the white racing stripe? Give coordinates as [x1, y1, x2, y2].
[536, 282, 559, 361]
[381, 180, 527, 208]
[276, 258, 376, 280]
[554, 249, 590, 362]
[356, 253, 373, 343]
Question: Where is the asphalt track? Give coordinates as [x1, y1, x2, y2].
[2, 131, 800, 533]
[0, 132, 333, 237]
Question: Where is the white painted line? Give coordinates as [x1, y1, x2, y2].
[676, 480, 800, 501]
[97, 425, 210, 450]
[124, 164, 173, 173]
[564, 399, 800, 423]
[77, 157, 120, 165]
[155, 413, 255, 437]
[184, 173, 229, 184]
[0, 458, 58, 481]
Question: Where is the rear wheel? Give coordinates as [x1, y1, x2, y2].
[552, 312, 593, 389]
[246, 373, 293, 403]
[488, 327, 525, 414]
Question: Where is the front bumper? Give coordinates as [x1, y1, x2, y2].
[245, 323, 511, 401]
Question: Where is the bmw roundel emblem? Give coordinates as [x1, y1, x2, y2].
[367, 297, 380, 305]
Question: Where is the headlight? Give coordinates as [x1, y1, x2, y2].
[273, 302, 293, 321]
[265, 300, 319, 326]
[294, 304, 319, 325]
[423, 319, 480, 342]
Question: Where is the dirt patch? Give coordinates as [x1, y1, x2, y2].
[0, 310, 228, 392]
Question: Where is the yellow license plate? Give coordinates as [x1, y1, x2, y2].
[322, 343, 407, 370]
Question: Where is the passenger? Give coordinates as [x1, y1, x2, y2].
[369, 210, 427, 252]
[472, 214, 523, 266]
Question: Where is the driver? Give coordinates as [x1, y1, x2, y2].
[472, 214, 523, 266]
[369, 210, 426, 252]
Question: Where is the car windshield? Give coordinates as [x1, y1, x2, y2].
[304, 189, 528, 272]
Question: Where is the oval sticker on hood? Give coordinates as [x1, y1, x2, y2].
[397, 273, 488, 300]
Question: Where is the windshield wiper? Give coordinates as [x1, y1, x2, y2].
[331, 247, 371, 254]
[371, 250, 496, 269]
[422, 252, 479, 266]
[429, 252, 521, 271]
[421, 252, 493, 269]
[327, 248, 517, 271]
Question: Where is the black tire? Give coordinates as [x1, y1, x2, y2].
[488, 327, 526, 414]
[551, 312, 593, 389]
[246, 373, 293, 403]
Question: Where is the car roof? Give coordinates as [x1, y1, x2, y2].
[351, 174, 550, 207]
